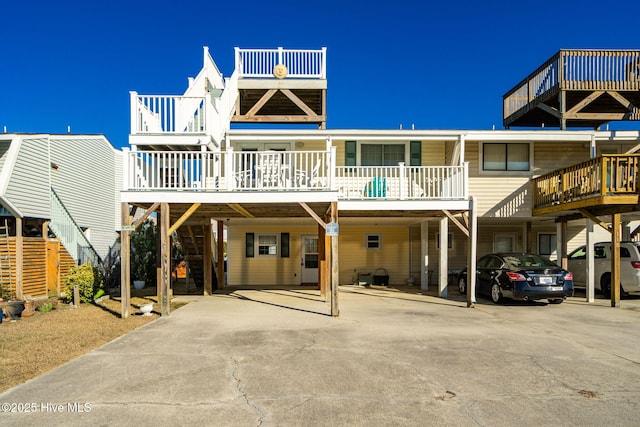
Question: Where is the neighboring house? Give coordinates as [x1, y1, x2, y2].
[119, 47, 640, 313]
[0, 134, 121, 299]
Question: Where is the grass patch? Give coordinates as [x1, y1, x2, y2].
[0, 296, 186, 393]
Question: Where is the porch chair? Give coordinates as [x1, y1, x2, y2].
[365, 176, 387, 197]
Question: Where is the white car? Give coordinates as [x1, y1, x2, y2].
[567, 242, 640, 297]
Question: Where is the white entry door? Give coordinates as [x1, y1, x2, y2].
[301, 235, 319, 284]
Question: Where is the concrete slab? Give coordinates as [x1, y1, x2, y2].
[1, 285, 639, 426]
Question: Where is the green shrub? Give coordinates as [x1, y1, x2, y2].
[62, 263, 102, 303]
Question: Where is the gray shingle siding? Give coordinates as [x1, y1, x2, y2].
[49, 136, 119, 259]
[5, 137, 51, 218]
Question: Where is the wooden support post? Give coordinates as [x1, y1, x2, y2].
[15, 217, 23, 300]
[319, 220, 326, 297]
[160, 203, 171, 316]
[330, 202, 339, 317]
[217, 220, 224, 289]
[439, 216, 448, 298]
[120, 203, 131, 319]
[156, 210, 162, 299]
[204, 222, 212, 295]
[611, 213, 621, 307]
[467, 197, 477, 308]
[525, 222, 533, 253]
[557, 220, 568, 270]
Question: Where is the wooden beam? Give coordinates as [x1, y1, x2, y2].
[536, 103, 562, 118]
[120, 203, 131, 319]
[245, 89, 277, 117]
[299, 202, 326, 229]
[168, 203, 201, 235]
[467, 197, 477, 308]
[281, 89, 318, 116]
[15, 217, 23, 299]
[565, 90, 604, 115]
[132, 202, 159, 229]
[330, 202, 339, 317]
[204, 222, 212, 295]
[228, 203, 255, 218]
[217, 220, 224, 289]
[160, 203, 171, 316]
[564, 112, 629, 120]
[606, 90, 636, 111]
[578, 209, 610, 232]
[625, 143, 640, 154]
[233, 115, 325, 123]
[442, 210, 469, 237]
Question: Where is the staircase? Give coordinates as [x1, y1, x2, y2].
[0, 219, 13, 299]
[49, 188, 100, 266]
[175, 224, 218, 293]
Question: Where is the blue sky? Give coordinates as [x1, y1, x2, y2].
[1, 0, 639, 148]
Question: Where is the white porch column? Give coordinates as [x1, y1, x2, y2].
[421, 220, 429, 291]
[439, 216, 448, 298]
[467, 197, 477, 307]
[586, 219, 595, 303]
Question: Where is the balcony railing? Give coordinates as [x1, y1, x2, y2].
[235, 47, 327, 79]
[123, 149, 468, 201]
[532, 155, 640, 209]
[504, 49, 640, 120]
[130, 93, 208, 135]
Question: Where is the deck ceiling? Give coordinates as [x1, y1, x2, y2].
[506, 89, 640, 129]
[132, 202, 461, 226]
[234, 88, 324, 119]
[532, 195, 640, 218]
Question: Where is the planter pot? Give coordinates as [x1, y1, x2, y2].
[21, 300, 35, 318]
[133, 280, 145, 290]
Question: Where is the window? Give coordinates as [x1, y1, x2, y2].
[361, 144, 405, 166]
[365, 233, 382, 249]
[436, 232, 454, 250]
[538, 233, 556, 257]
[257, 234, 278, 256]
[483, 143, 530, 171]
[493, 233, 516, 253]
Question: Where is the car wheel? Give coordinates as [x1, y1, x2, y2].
[458, 276, 466, 295]
[490, 282, 503, 304]
[548, 298, 564, 304]
[601, 274, 611, 299]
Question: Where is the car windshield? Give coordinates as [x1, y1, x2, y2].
[503, 254, 559, 269]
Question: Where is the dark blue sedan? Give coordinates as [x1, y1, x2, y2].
[457, 253, 574, 304]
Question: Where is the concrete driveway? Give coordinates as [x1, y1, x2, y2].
[1, 285, 639, 426]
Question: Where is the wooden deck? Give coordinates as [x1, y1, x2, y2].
[504, 49, 640, 129]
[532, 154, 640, 216]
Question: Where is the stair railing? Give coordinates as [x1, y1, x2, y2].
[49, 188, 100, 266]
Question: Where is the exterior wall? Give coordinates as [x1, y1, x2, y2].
[4, 137, 50, 218]
[338, 225, 410, 285]
[49, 136, 119, 259]
[228, 225, 317, 286]
[228, 223, 413, 286]
[465, 139, 592, 218]
[0, 139, 11, 172]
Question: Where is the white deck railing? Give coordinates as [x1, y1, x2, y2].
[123, 149, 468, 200]
[130, 93, 208, 135]
[235, 47, 327, 79]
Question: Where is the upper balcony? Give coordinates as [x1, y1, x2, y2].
[504, 49, 640, 129]
[121, 148, 468, 206]
[532, 154, 640, 216]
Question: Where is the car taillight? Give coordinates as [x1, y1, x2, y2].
[631, 261, 640, 269]
[564, 272, 573, 281]
[506, 272, 526, 281]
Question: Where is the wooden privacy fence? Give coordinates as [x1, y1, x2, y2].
[1, 237, 76, 299]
